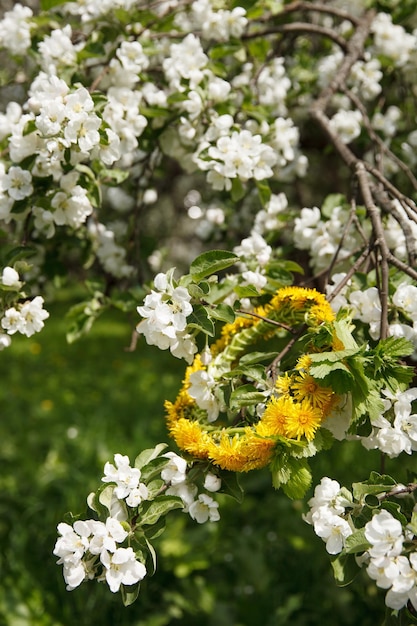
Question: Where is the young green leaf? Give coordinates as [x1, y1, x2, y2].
[190, 250, 239, 281]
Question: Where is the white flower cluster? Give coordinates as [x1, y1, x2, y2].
[294, 199, 417, 278]
[162, 452, 221, 523]
[329, 109, 362, 145]
[364, 509, 417, 611]
[136, 272, 197, 363]
[371, 13, 417, 67]
[360, 388, 417, 458]
[305, 477, 353, 554]
[234, 231, 273, 292]
[176, 0, 247, 42]
[89, 222, 135, 279]
[54, 450, 220, 593]
[54, 517, 146, 593]
[318, 50, 382, 102]
[197, 128, 278, 191]
[0, 3, 33, 55]
[102, 453, 150, 508]
[293, 205, 363, 272]
[327, 276, 417, 351]
[308, 478, 417, 612]
[1, 295, 49, 338]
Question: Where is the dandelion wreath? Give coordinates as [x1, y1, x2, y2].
[165, 286, 354, 499]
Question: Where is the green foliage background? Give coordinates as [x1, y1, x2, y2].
[0, 294, 398, 626]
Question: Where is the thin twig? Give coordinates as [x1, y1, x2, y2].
[243, 23, 348, 51]
[356, 162, 389, 339]
[272, 1, 362, 25]
[235, 309, 295, 333]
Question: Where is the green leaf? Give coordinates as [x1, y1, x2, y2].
[140, 457, 171, 483]
[239, 351, 278, 365]
[144, 538, 157, 576]
[218, 470, 244, 502]
[121, 583, 140, 607]
[4, 245, 37, 265]
[344, 528, 369, 554]
[376, 336, 414, 359]
[190, 250, 239, 281]
[207, 303, 236, 324]
[187, 305, 215, 336]
[231, 178, 246, 202]
[229, 384, 266, 408]
[223, 364, 266, 385]
[234, 285, 261, 298]
[321, 193, 346, 218]
[143, 516, 166, 541]
[138, 496, 183, 526]
[282, 458, 312, 500]
[330, 553, 360, 587]
[134, 444, 168, 470]
[99, 484, 115, 513]
[65, 299, 105, 343]
[352, 473, 397, 501]
[256, 180, 271, 206]
[409, 511, 417, 536]
[99, 168, 130, 186]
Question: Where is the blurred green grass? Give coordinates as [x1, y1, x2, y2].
[0, 297, 390, 626]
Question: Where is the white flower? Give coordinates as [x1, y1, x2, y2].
[311, 508, 352, 554]
[161, 452, 188, 485]
[0, 334, 11, 350]
[365, 510, 404, 558]
[163, 34, 208, 89]
[349, 287, 381, 328]
[204, 473, 221, 492]
[329, 109, 362, 144]
[166, 481, 198, 512]
[19, 296, 50, 337]
[1, 307, 25, 335]
[234, 231, 272, 267]
[54, 521, 90, 564]
[1, 166, 33, 201]
[371, 13, 416, 67]
[136, 273, 194, 362]
[393, 284, 417, 321]
[38, 25, 77, 72]
[101, 547, 147, 593]
[88, 518, 128, 555]
[62, 561, 87, 591]
[1, 266, 21, 289]
[125, 483, 149, 508]
[0, 4, 33, 55]
[307, 477, 348, 517]
[188, 369, 219, 422]
[188, 493, 220, 523]
[102, 453, 142, 499]
[367, 555, 404, 590]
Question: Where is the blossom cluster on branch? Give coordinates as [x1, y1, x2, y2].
[1, 0, 417, 619]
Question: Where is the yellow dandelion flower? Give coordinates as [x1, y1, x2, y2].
[207, 434, 249, 472]
[169, 418, 210, 460]
[275, 372, 293, 395]
[221, 315, 254, 345]
[240, 429, 275, 470]
[257, 396, 295, 437]
[291, 371, 334, 410]
[164, 389, 195, 426]
[284, 399, 323, 441]
[309, 302, 335, 324]
[295, 354, 313, 371]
